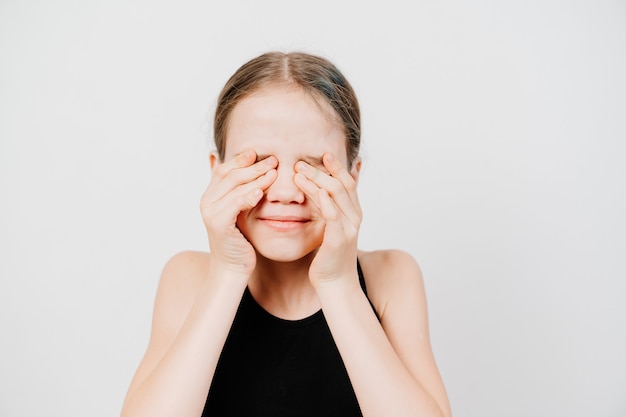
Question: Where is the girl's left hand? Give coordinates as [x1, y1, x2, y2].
[294, 152, 362, 286]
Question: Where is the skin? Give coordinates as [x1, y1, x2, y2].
[120, 84, 452, 417]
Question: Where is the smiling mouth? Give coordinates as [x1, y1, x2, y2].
[258, 217, 310, 231]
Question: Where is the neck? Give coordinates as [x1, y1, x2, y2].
[248, 251, 320, 320]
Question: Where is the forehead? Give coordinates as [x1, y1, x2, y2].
[225, 85, 348, 164]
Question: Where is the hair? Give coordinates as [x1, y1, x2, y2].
[213, 51, 361, 166]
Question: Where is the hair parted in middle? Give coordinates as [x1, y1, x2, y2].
[213, 51, 361, 166]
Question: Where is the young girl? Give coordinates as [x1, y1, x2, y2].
[120, 51, 451, 417]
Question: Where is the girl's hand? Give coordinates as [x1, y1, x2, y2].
[200, 151, 277, 276]
[294, 153, 362, 285]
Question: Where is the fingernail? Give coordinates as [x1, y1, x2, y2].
[325, 153, 335, 163]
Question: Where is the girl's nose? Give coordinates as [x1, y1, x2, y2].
[264, 163, 305, 204]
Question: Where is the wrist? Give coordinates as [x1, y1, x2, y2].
[312, 271, 360, 295]
[207, 255, 253, 283]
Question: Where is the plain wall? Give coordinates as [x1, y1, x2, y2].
[1, 1, 625, 416]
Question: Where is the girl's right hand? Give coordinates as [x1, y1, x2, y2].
[200, 150, 277, 276]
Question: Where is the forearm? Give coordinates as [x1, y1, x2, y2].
[316, 278, 444, 417]
[121, 272, 248, 417]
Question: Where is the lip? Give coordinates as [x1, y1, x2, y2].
[258, 216, 310, 231]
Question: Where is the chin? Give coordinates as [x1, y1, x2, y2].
[253, 238, 321, 264]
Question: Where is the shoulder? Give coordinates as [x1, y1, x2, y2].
[358, 249, 451, 417]
[358, 248, 422, 279]
[357, 249, 426, 321]
[157, 250, 211, 298]
[152, 250, 212, 336]
[159, 250, 211, 285]
[357, 248, 424, 292]
[120, 251, 213, 402]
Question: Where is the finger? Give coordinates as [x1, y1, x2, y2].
[233, 188, 265, 213]
[293, 172, 323, 212]
[204, 165, 276, 207]
[318, 188, 339, 222]
[233, 167, 277, 198]
[322, 153, 361, 211]
[317, 188, 347, 249]
[211, 153, 278, 200]
[213, 150, 256, 177]
[294, 160, 360, 224]
[203, 188, 263, 228]
[204, 168, 277, 222]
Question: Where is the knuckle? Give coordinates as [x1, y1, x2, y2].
[204, 214, 220, 230]
[253, 163, 266, 174]
[227, 168, 246, 184]
[214, 164, 229, 178]
[200, 195, 213, 211]
[327, 180, 342, 195]
[240, 193, 256, 208]
[325, 209, 339, 221]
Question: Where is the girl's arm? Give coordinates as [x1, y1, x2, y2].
[315, 249, 451, 417]
[121, 151, 278, 417]
[119, 251, 248, 417]
[294, 153, 451, 417]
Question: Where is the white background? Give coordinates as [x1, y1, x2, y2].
[1, 1, 625, 416]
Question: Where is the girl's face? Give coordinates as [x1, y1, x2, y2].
[218, 84, 357, 263]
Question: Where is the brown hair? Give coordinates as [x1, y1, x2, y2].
[213, 51, 361, 166]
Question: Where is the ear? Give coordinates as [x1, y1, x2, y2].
[349, 157, 362, 184]
[209, 151, 220, 170]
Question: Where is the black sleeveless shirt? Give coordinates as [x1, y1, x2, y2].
[202, 262, 374, 417]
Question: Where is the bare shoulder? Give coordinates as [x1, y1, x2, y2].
[357, 249, 426, 320]
[122, 251, 213, 400]
[357, 248, 424, 291]
[152, 250, 212, 337]
[159, 250, 212, 291]
[357, 248, 423, 279]
[358, 249, 451, 417]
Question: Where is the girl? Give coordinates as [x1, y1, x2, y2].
[120, 51, 451, 417]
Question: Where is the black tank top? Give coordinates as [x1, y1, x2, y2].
[202, 261, 374, 417]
